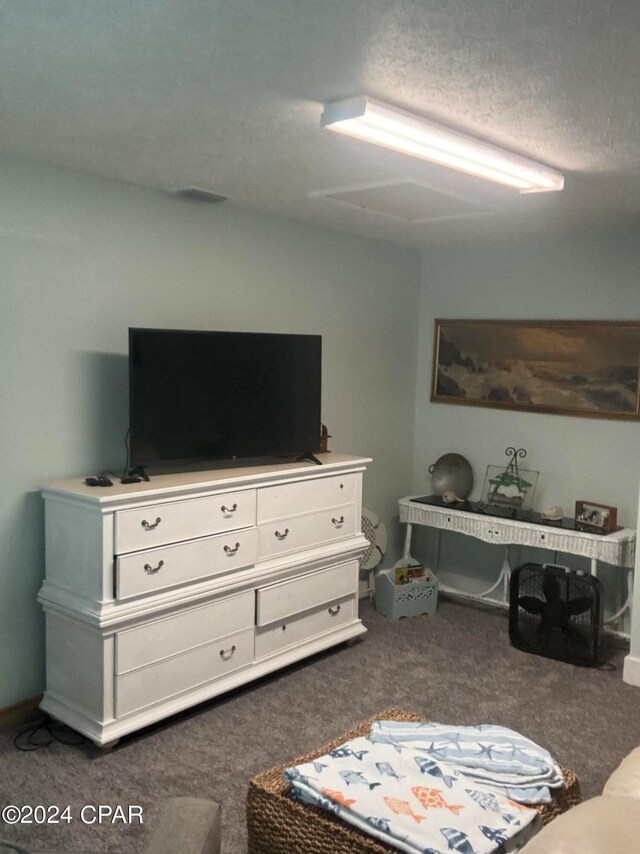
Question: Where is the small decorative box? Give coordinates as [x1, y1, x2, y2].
[374, 566, 439, 620]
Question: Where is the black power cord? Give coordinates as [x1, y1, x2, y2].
[88, 431, 148, 485]
[13, 715, 86, 752]
[120, 429, 149, 483]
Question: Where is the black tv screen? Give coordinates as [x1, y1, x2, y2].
[129, 328, 322, 468]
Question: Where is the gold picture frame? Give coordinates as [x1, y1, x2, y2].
[431, 319, 640, 420]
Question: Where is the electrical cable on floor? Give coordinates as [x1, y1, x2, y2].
[13, 715, 86, 752]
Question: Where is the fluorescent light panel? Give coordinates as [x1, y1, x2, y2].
[321, 96, 564, 193]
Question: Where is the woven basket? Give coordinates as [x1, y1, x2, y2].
[246, 708, 581, 854]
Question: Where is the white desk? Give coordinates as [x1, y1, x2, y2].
[399, 497, 636, 637]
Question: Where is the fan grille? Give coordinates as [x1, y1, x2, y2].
[509, 564, 603, 667]
[360, 514, 377, 566]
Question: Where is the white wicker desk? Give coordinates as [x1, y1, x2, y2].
[399, 497, 636, 637]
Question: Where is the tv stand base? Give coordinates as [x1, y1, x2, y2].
[297, 452, 322, 465]
[122, 466, 150, 483]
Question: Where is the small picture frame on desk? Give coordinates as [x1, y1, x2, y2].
[575, 500, 618, 534]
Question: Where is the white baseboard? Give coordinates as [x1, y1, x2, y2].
[623, 654, 640, 687]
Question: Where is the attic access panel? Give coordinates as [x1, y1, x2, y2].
[311, 179, 492, 223]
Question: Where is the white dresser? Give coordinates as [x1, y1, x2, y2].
[39, 454, 370, 746]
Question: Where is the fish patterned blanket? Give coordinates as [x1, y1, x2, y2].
[285, 733, 541, 854]
[370, 721, 564, 804]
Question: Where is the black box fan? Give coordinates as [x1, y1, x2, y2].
[509, 563, 603, 667]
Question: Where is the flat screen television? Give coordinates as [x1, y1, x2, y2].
[129, 328, 322, 470]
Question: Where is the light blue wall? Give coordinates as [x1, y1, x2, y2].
[413, 224, 640, 611]
[0, 155, 420, 708]
[3, 152, 639, 707]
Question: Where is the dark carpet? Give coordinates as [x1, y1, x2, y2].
[2, 596, 639, 854]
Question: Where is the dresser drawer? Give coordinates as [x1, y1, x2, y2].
[256, 560, 359, 626]
[114, 489, 256, 554]
[255, 594, 356, 659]
[257, 474, 360, 523]
[116, 528, 257, 600]
[115, 591, 254, 674]
[115, 627, 254, 717]
[257, 504, 357, 560]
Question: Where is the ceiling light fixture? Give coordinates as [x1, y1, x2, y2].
[321, 96, 564, 193]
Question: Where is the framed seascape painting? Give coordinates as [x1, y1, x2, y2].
[431, 320, 640, 420]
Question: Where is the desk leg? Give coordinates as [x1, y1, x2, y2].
[402, 523, 413, 561]
[605, 568, 633, 628]
[589, 558, 631, 637]
[401, 522, 441, 579]
[434, 529, 442, 575]
[479, 545, 511, 603]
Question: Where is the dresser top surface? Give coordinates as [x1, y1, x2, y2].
[43, 454, 372, 504]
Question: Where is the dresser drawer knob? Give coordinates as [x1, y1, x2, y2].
[141, 517, 162, 530]
[281, 624, 287, 632]
[224, 542, 241, 555]
[332, 515, 345, 526]
[328, 604, 341, 616]
[221, 503, 238, 514]
[144, 560, 164, 574]
[219, 644, 236, 660]
[275, 528, 289, 540]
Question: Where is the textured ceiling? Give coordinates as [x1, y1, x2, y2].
[1, 0, 639, 246]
